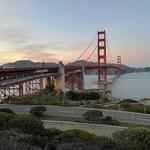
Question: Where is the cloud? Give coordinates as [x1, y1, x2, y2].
[23, 52, 57, 62]
[0, 24, 59, 64]
[0, 23, 96, 65]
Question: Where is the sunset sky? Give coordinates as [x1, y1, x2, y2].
[0, 0, 150, 67]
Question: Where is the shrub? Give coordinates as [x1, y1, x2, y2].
[9, 115, 44, 135]
[44, 128, 62, 138]
[56, 141, 117, 150]
[0, 108, 15, 114]
[121, 103, 145, 113]
[66, 91, 79, 101]
[30, 106, 46, 117]
[67, 91, 100, 101]
[88, 92, 100, 100]
[118, 99, 138, 104]
[102, 116, 120, 126]
[83, 110, 103, 123]
[113, 128, 150, 150]
[0, 129, 43, 150]
[60, 129, 96, 142]
[0, 112, 15, 130]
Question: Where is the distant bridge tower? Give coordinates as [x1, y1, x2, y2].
[117, 56, 122, 68]
[97, 31, 107, 82]
[117, 56, 122, 74]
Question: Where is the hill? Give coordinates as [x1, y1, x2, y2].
[1, 60, 148, 74]
[2, 60, 58, 68]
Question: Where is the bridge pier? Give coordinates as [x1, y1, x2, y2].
[42, 77, 48, 89]
[53, 61, 66, 94]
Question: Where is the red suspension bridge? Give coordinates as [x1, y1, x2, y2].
[0, 31, 122, 100]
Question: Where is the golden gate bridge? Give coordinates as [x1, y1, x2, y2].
[0, 31, 122, 100]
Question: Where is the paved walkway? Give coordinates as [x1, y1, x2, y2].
[43, 120, 126, 136]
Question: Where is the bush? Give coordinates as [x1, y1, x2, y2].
[56, 142, 116, 150]
[60, 129, 96, 143]
[0, 108, 15, 114]
[121, 103, 145, 113]
[66, 91, 79, 101]
[0, 112, 15, 130]
[102, 116, 120, 126]
[83, 110, 103, 123]
[67, 91, 100, 101]
[118, 99, 138, 104]
[113, 128, 150, 150]
[30, 106, 46, 117]
[9, 115, 44, 135]
[0, 130, 43, 150]
[44, 128, 62, 138]
[88, 92, 100, 100]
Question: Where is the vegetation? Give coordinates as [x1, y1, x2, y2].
[83, 110, 120, 126]
[118, 99, 138, 104]
[83, 110, 103, 123]
[30, 105, 47, 117]
[113, 128, 150, 150]
[0, 112, 15, 130]
[102, 116, 120, 126]
[0, 110, 150, 150]
[8, 91, 72, 106]
[60, 129, 97, 142]
[0, 108, 15, 114]
[67, 91, 100, 101]
[8, 115, 45, 135]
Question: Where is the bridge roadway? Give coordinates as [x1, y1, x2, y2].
[0, 73, 58, 86]
[0, 104, 150, 125]
[0, 64, 121, 84]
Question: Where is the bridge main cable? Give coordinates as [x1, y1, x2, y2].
[76, 33, 97, 61]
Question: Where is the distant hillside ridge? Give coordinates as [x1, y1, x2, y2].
[2, 60, 58, 68]
[1, 60, 148, 73]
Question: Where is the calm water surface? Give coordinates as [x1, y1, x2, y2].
[85, 72, 150, 100]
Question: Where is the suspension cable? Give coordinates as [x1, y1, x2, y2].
[76, 33, 97, 61]
[84, 46, 97, 66]
[106, 35, 114, 64]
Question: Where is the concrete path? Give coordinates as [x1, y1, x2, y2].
[43, 120, 126, 136]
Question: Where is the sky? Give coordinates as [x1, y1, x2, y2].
[0, 0, 150, 67]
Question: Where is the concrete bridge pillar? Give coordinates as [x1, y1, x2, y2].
[54, 61, 66, 94]
[82, 65, 85, 90]
[42, 77, 48, 89]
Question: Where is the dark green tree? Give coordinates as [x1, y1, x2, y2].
[30, 106, 47, 117]
[83, 110, 103, 123]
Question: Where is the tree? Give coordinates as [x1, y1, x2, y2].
[45, 84, 55, 95]
[83, 110, 103, 123]
[30, 106, 47, 117]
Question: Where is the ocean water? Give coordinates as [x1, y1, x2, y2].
[85, 72, 150, 100]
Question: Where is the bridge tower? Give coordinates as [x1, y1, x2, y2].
[117, 56, 121, 67]
[97, 31, 107, 82]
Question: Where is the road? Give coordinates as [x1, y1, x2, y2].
[0, 104, 150, 125]
[43, 120, 126, 136]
